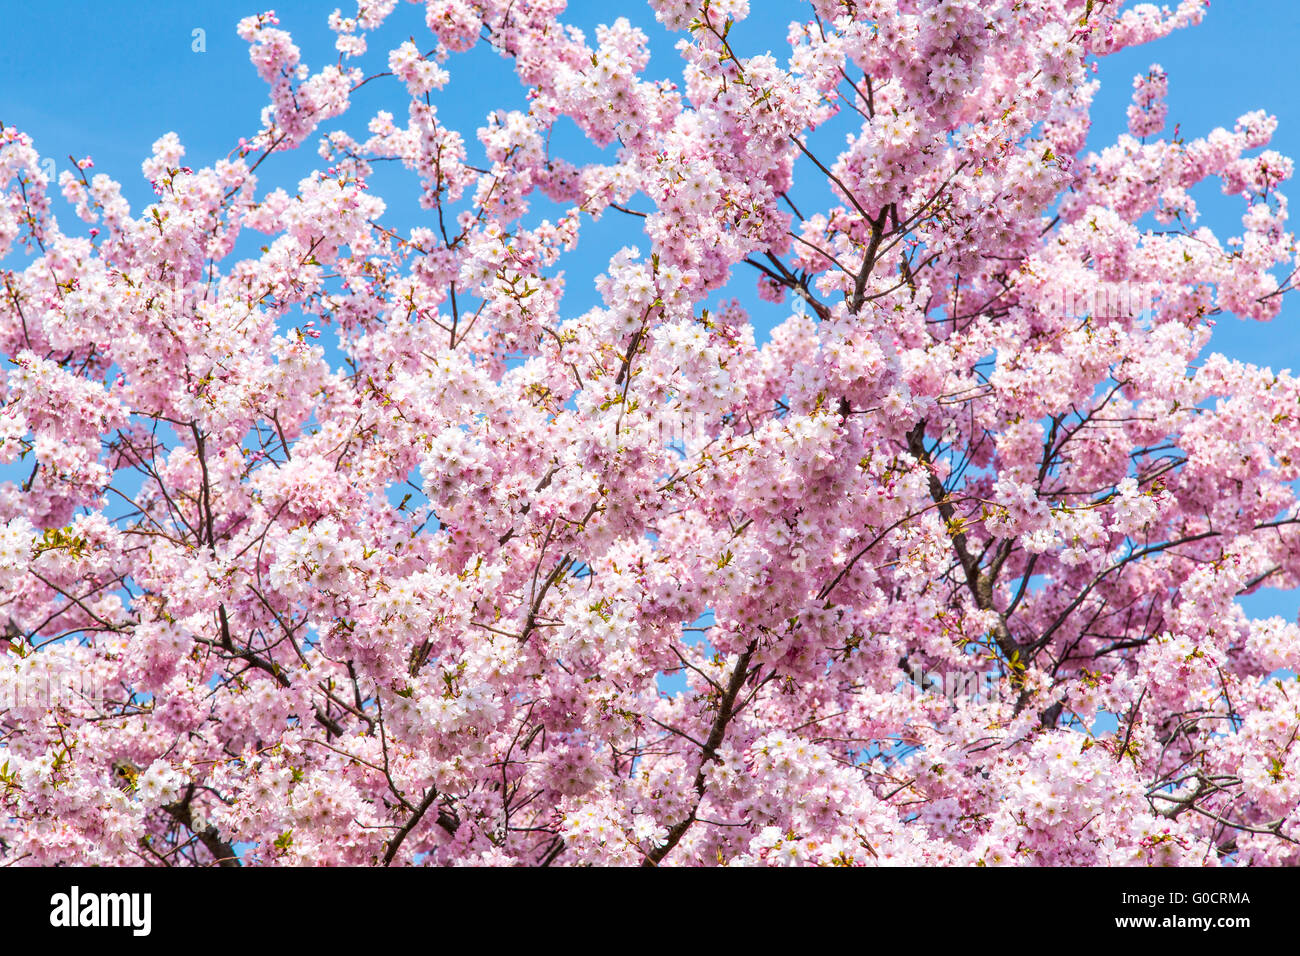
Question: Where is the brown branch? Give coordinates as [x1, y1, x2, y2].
[162, 783, 241, 867]
[642, 641, 757, 867]
[382, 786, 459, 865]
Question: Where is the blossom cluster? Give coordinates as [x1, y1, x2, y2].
[1, 0, 1299, 867]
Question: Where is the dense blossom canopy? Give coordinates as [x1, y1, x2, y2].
[2, 0, 1299, 866]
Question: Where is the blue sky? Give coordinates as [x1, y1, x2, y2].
[4, 1, 1296, 357]
[2, 0, 1298, 632]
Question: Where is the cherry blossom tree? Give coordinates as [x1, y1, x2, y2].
[2, 0, 1299, 866]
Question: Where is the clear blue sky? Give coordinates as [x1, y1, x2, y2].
[2, 0, 1298, 616]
